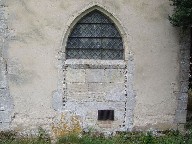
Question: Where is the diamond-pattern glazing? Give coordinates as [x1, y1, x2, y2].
[70, 24, 121, 37]
[66, 10, 123, 60]
[78, 10, 111, 24]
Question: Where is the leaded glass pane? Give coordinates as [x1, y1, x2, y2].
[100, 25, 121, 37]
[70, 24, 120, 38]
[67, 38, 123, 49]
[78, 10, 111, 24]
[66, 10, 124, 60]
[102, 50, 123, 60]
[67, 38, 101, 49]
[67, 49, 101, 59]
[101, 38, 123, 49]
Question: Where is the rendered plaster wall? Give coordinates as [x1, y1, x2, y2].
[0, 0, 186, 134]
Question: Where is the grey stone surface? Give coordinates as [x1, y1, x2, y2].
[177, 99, 188, 110]
[0, 94, 12, 108]
[66, 68, 86, 83]
[175, 34, 190, 125]
[0, 88, 8, 98]
[52, 90, 63, 111]
[0, 111, 11, 123]
[0, 122, 10, 131]
[180, 49, 190, 60]
[67, 83, 88, 92]
[65, 59, 126, 69]
[86, 69, 105, 83]
[0, 58, 6, 88]
[180, 71, 190, 82]
[67, 92, 106, 102]
[104, 69, 125, 83]
[124, 54, 135, 131]
[180, 81, 189, 93]
[178, 92, 188, 101]
[175, 110, 187, 123]
[0, 2, 12, 131]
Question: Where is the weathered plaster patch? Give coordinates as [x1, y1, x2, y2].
[7, 58, 37, 85]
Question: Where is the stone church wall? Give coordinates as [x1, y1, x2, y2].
[0, 0, 189, 136]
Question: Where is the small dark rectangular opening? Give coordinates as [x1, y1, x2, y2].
[98, 110, 114, 121]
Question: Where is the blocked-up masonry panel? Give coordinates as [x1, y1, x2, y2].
[64, 67, 126, 130]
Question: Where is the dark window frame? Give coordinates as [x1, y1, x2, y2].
[98, 110, 114, 121]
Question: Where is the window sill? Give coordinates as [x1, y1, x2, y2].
[65, 59, 126, 69]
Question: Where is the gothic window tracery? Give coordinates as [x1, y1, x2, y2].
[66, 10, 123, 60]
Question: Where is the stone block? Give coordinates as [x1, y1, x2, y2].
[177, 100, 188, 110]
[180, 61, 190, 72]
[180, 49, 190, 60]
[67, 83, 88, 93]
[92, 102, 126, 112]
[65, 59, 126, 69]
[88, 83, 104, 92]
[88, 83, 125, 94]
[0, 76, 6, 88]
[62, 101, 77, 112]
[126, 97, 136, 110]
[0, 57, 6, 88]
[180, 71, 190, 81]
[180, 81, 189, 93]
[0, 122, 10, 131]
[0, 19, 7, 29]
[66, 68, 85, 83]
[97, 121, 112, 128]
[104, 69, 125, 83]
[67, 92, 89, 100]
[52, 90, 63, 111]
[0, 95, 12, 111]
[175, 110, 187, 123]
[86, 69, 105, 83]
[67, 92, 105, 102]
[105, 84, 126, 102]
[178, 92, 188, 101]
[0, 111, 11, 123]
[0, 10, 5, 19]
[0, 88, 6, 98]
[127, 62, 135, 74]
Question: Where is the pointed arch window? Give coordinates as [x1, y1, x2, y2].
[66, 10, 123, 60]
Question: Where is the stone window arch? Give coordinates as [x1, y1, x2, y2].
[66, 10, 124, 60]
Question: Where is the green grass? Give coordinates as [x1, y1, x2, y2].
[1, 129, 192, 144]
[0, 129, 51, 144]
[56, 130, 192, 144]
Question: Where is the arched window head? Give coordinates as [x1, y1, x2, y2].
[66, 10, 123, 60]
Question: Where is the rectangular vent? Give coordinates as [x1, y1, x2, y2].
[98, 110, 114, 121]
